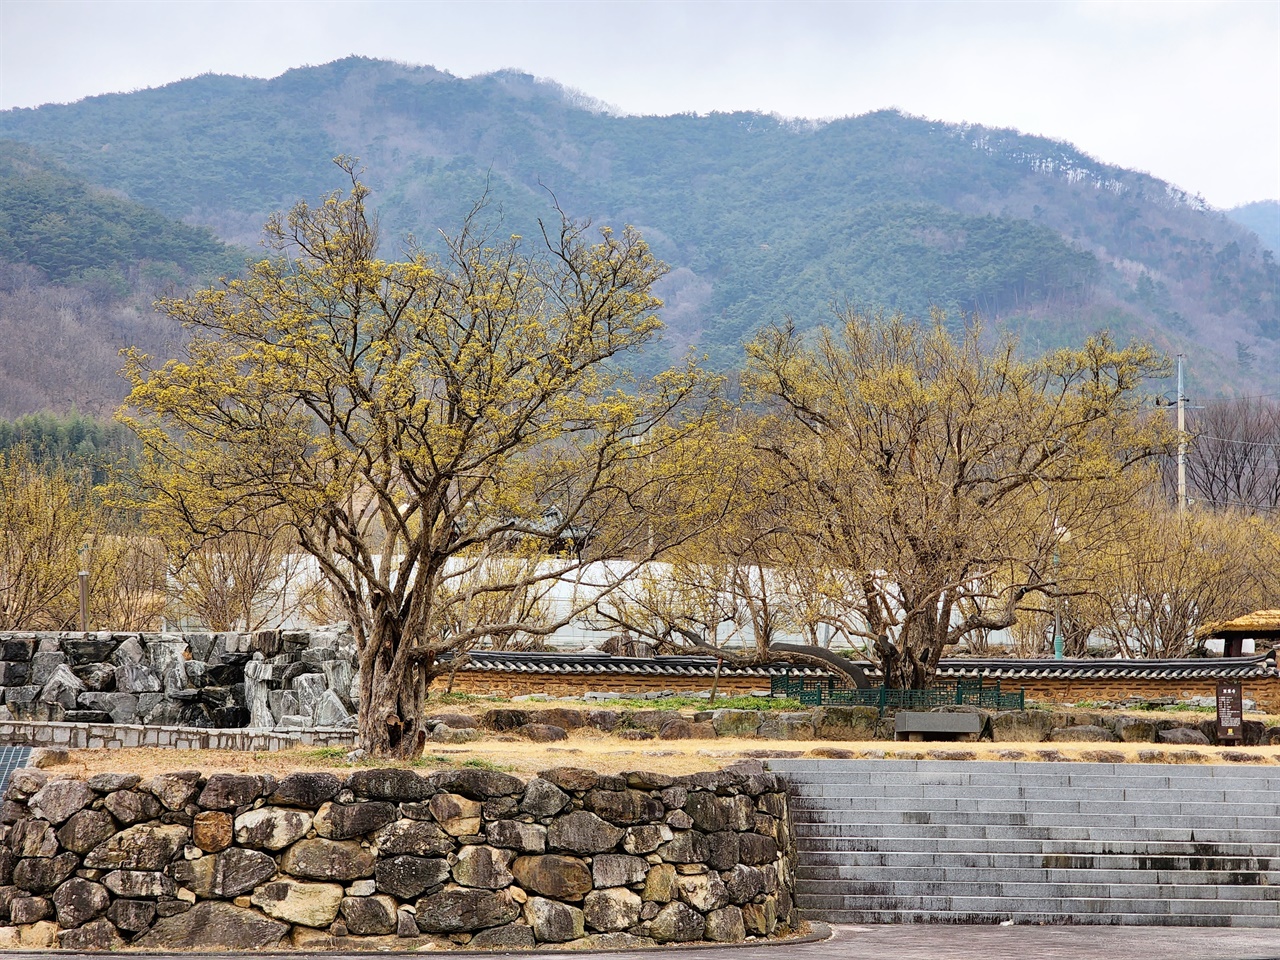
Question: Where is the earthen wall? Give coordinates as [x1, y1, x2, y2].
[433, 673, 765, 699]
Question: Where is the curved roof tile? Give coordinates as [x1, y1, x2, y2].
[448, 650, 1278, 681]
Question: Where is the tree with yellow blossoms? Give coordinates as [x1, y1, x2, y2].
[120, 161, 722, 757]
[744, 312, 1171, 688]
[0, 451, 166, 631]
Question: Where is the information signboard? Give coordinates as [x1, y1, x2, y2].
[1216, 680, 1244, 745]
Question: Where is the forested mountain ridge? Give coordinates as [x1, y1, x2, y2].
[0, 143, 244, 416]
[0, 56, 1274, 396]
[0, 141, 237, 283]
[1229, 201, 1280, 255]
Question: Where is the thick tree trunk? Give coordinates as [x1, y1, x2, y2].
[766, 642, 871, 689]
[665, 629, 872, 691]
[876, 619, 938, 690]
[357, 618, 429, 759]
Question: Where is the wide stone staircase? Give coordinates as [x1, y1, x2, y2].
[769, 758, 1280, 926]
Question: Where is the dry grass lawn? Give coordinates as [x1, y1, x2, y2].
[43, 731, 1280, 781]
[31, 696, 1280, 779]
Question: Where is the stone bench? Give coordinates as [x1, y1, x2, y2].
[894, 711, 983, 742]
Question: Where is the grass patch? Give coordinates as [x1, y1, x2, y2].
[1133, 703, 1215, 713]
[715, 695, 803, 711]
[293, 746, 349, 762]
[411, 754, 454, 768]
[1072, 699, 1217, 714]
[462, 757, 513, 772]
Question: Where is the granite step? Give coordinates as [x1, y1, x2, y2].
[770, 758, 1280, 928]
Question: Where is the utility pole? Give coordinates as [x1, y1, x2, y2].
[1177, 354, 1186, 514]
[76, 543, 89, 634]
[1053, 543, 1063, 660]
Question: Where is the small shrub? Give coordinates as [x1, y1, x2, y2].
[411, 754, 453, 768]
[296, 746, 348, 762]
[462, 757, 513, 772]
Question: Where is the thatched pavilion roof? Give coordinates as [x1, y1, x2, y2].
[1198, 610, 1280, 640]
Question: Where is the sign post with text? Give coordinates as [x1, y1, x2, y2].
[1216, 680, 1244, 745]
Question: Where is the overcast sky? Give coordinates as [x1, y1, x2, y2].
[1, 0, 1276, 209]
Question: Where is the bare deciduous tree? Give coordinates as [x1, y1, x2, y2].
[1177, 398, 1280, 512]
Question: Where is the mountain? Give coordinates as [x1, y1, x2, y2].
[0, 142, 243, 417]
[1228, 201, 1280, 255]
[0, 141, 236, 283]
[0, 56, 1275, 397]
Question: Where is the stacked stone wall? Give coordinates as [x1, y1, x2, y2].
[433, 704, 1280, 747]
[0, 628, 357, 732]
[0, 764, 796, 950]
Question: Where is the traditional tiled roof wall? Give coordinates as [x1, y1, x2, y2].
[451, 652, 811, 679]
[932, 654, 1279, 681]
[439, 651, 1280, 710]
[451, 650, 1279, 680]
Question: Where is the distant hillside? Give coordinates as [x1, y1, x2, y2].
[0, 409, 138, 483]
[0, 143, 244, 417]
[1229, 201, 1280, 255]
[0, 141, 236, 284]
[0, 57, 1275, 397]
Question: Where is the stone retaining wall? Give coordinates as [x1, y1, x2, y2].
[0, 763, 796, 950]
[430, 704, 1273, 747]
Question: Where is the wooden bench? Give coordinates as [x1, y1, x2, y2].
[894, 711, 983, 742]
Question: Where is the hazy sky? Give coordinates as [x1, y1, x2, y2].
[1, 0, 1277, 208]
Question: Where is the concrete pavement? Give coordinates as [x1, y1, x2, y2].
[809, 923, 1280, 960]
[5, 923, 1280, 960]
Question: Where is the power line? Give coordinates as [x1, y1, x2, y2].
[1191, 434, 1280, 449]
[1199, 393, 1280, 403]
[1190, 495, 1280, 513]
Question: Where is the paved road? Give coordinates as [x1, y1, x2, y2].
[7, 923, 1280, 960]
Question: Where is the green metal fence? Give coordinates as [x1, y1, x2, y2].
[770, 673, 1024, 713]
